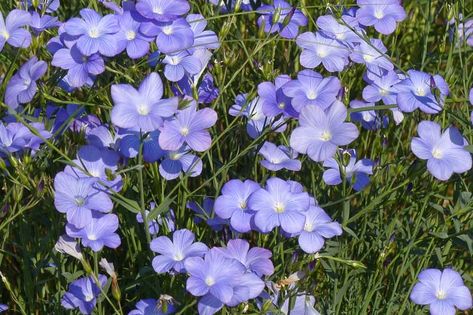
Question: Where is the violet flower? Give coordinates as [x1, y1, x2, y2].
[64, 9, 119, 57]
[4, 57, 47, 110]
[257, 0, 307, 39]
[214, 179, 260, 233]
[159, 146, 203, 180]
[61, 275, 107, 315]
[150, 228, 208, 273]
[356, 0, 406, 35]
[66, 213, 121, 252]
[282, 70, 341, 112]
[323, 149, 374, 191]
[411, 121, 472, 181]
[258, 141, 301, 172]
[298, 206, 342, 253]
[410, 268, 472, 314]
[159, 104, 217, 152]
[0, 10, 32, 51]
[248, 177, 310, 234]
[258, 75, 298, 118]
[111, 72, 179, 132]
[296, 31, 350, 72]
[54, 171, 113, 228]
[290, 101, 359, 162]
[135, 0, 190, 23]
[216, 239, 274, 277]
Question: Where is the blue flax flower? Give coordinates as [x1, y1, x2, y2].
[410, 268, 472, 315]
[214, 179, 260, 233]
[257, 0, 307, 39]
[411, 121, 472, 181]
[258, 142, 301, 172]
[159, 104, 217, 152]
[216, 239, 274, 277]
[54, 171, 113, 228]
[356, 0, 406, 35]
[248, 177, 310, 234]
[159, 145, 203, 180]
[396, 70, 447, 114]
[129, 299, 175, 315]
[184, 248, 265, 315]
[282, 70, 341, 112]
[61, 275, 107, 315]
[323, 149, 374, 191]
[136, 0, 190, 23]
[0, 9, 31, 51]
[150, 229, 208, 274]
[298, 206, 342, 253]
[296, 31, 350, 72]
[111, 72, 178, 132]
[5, 57, 47, 110]
[258, 75, 298, 118]
[290, 101, 359, 162]
[64, 9, 119, 57]
[66, 213, 121, 252]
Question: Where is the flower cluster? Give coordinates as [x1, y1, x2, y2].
[1, 0, 472, 314]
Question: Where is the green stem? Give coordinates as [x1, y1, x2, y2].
[138, 137, 152, 245]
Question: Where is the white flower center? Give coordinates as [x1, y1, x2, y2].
[23, 79, 31, 86]
[1, 30, 9, 40]
[180, 127, 189, 136]
[307, 90, 318, 100]
[274, 201, 285, 213]
[153, 6, 163, 14]
[169, 152, 180, 160]
[162, 25, 173, 35]
[374, 10, 384, 19]
[173, 252, 184, 261]
[432, 148, 443, 159]
[137, 104, 150, 116]
[415, 87, 427, 97]
[239, 200, 247, 209]
[320, 130, 332, 142]
[89, 169, 100, 177]
[205, 276, 215, 286]
[363, 54, 374, 63]
[169, 56, 180, 65]
[435, 289, 447, 300]
[84, 294, 94, 302]
[335, 32, 345, 40]
[74, 196, 86, 206]
[379, 88, 388, 96]
[125, 30, 136, 40]
[304, 222, 314, 232]
[88, 233, 98, 241]
[317, 49, 328, 58]
[270, 158, 281, 164]
[278, 102, 286, 109]
[88, 27, 100, 38]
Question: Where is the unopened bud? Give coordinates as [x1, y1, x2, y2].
[54, 235, 83, 260]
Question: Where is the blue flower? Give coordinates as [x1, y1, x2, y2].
[5, 57, 47, 110]
[64, 9, 119, 57]
[66, 213, 121, 252]
[410, 268, 472, 314]
[290, 101, 359, 162]
[150, 229, 208, 273]
[214, 179, 260, 233]
[61, 275, 107, 315]
[323, 149, 374, 191]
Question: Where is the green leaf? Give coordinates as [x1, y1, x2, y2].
[147, 197, 175, 221]
[464, 145, 473, 153]
[110, 195, 141, 213]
